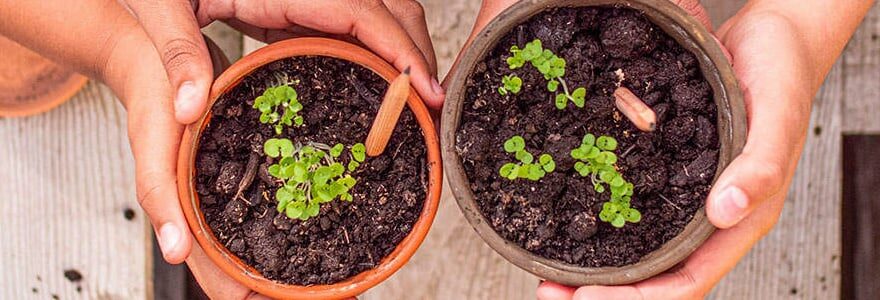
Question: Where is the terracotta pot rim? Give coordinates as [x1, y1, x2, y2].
[440, 0, 747, 286]
[177, 37, 443, 299]
[0, 35, 88, 117]
[0, 71, 88, 118]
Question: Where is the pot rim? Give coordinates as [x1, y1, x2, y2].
[440, 0, 747, 286]
[177, 37, 443, 299]
[0, 35, 88, 117]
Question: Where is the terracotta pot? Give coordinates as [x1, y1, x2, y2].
[0, 35, 88, 117]
[441, 0, 747, 286]
[177, 37, 442, 299]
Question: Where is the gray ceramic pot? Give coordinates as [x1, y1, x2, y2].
[441, 0, 747, 286]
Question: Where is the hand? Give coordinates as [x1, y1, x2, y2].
[119, 0, 445, 125]
[453, 1, 815, 299]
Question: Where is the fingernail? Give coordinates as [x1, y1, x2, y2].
[431, 77, 445, 95]
[714, 186, 749, 227]
[158, 223, 181, 256]
[175, 81, 198, 114]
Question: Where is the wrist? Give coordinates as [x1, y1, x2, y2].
[742, 0, 872, 86]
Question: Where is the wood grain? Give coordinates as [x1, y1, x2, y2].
[0, 82, 147, 299]
[842, 3, 880, 134]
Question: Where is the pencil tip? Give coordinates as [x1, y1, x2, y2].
[403, 66, 411, 75]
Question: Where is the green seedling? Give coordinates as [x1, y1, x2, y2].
[264, 138, 366, 221]
[253, 84, 305, 135]
[571, 133, 641, 228]
[499, 135, 556, 181]
[504, 39, 588, 109]
[498, 74, 523, 95]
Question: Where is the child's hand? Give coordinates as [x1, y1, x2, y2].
[119, 0, 445, 124]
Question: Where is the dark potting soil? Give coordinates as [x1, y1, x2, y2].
[456, 7, 719, 267]
[196, 56, 427, 285]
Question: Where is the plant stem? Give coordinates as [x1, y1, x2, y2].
[558, 77, 574, 100]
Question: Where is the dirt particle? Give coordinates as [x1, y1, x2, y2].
[813, 126, 822, 136]
[31, 287, 38, 294]
[52, 294, 59, 300]
[790, 287, 798, 295]
[123, 208, 136, 220]
[63, 269, 83, 282]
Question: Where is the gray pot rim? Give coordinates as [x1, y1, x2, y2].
[440, 0, 747, 286]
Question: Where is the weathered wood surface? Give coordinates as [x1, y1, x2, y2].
[0, 82, 148, 299]
[842, 3, 880, 134]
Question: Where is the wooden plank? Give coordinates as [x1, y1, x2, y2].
[242, 37, 266, 56]
[708, 38, 845, 300]
[842, 135, 880, 300]
[203, 22, 244, 63]
[0, 82, 148, 299]
[842, 4, 880, 134]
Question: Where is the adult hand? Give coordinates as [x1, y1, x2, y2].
[119, 0, 445, 124]
[454, 1, 821, 299]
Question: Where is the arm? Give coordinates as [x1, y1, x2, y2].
[0, 0, 193, 264]
[0, 0, 136, 98]
[721, 0, 873, 91]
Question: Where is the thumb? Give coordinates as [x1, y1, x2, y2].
[128, 102, 193, 263]
[705, 14, 813, 229]
[122, 0, 213, 124]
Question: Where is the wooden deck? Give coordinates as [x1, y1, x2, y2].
[1, 1, 877, 299]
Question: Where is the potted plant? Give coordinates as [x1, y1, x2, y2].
[442, 0, 747, 286]
[177, 37, 442, 299]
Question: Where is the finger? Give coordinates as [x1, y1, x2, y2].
[202, 0, 445, 109]
[383, 0, 438, 75]
[122, 0, 213, 124]
[537, 281, 576, 300]
[669, 0, 713, 30]
[127, 88, 192, 264]
[573, 190, 789, 300]
[187, 244, 270, 300]
[223, 19, 355, 44]
[705, 13, 811, 229]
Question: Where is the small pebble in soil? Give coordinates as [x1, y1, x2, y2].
[63, 269, 83, 282]
[566, 212, 598, 241]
